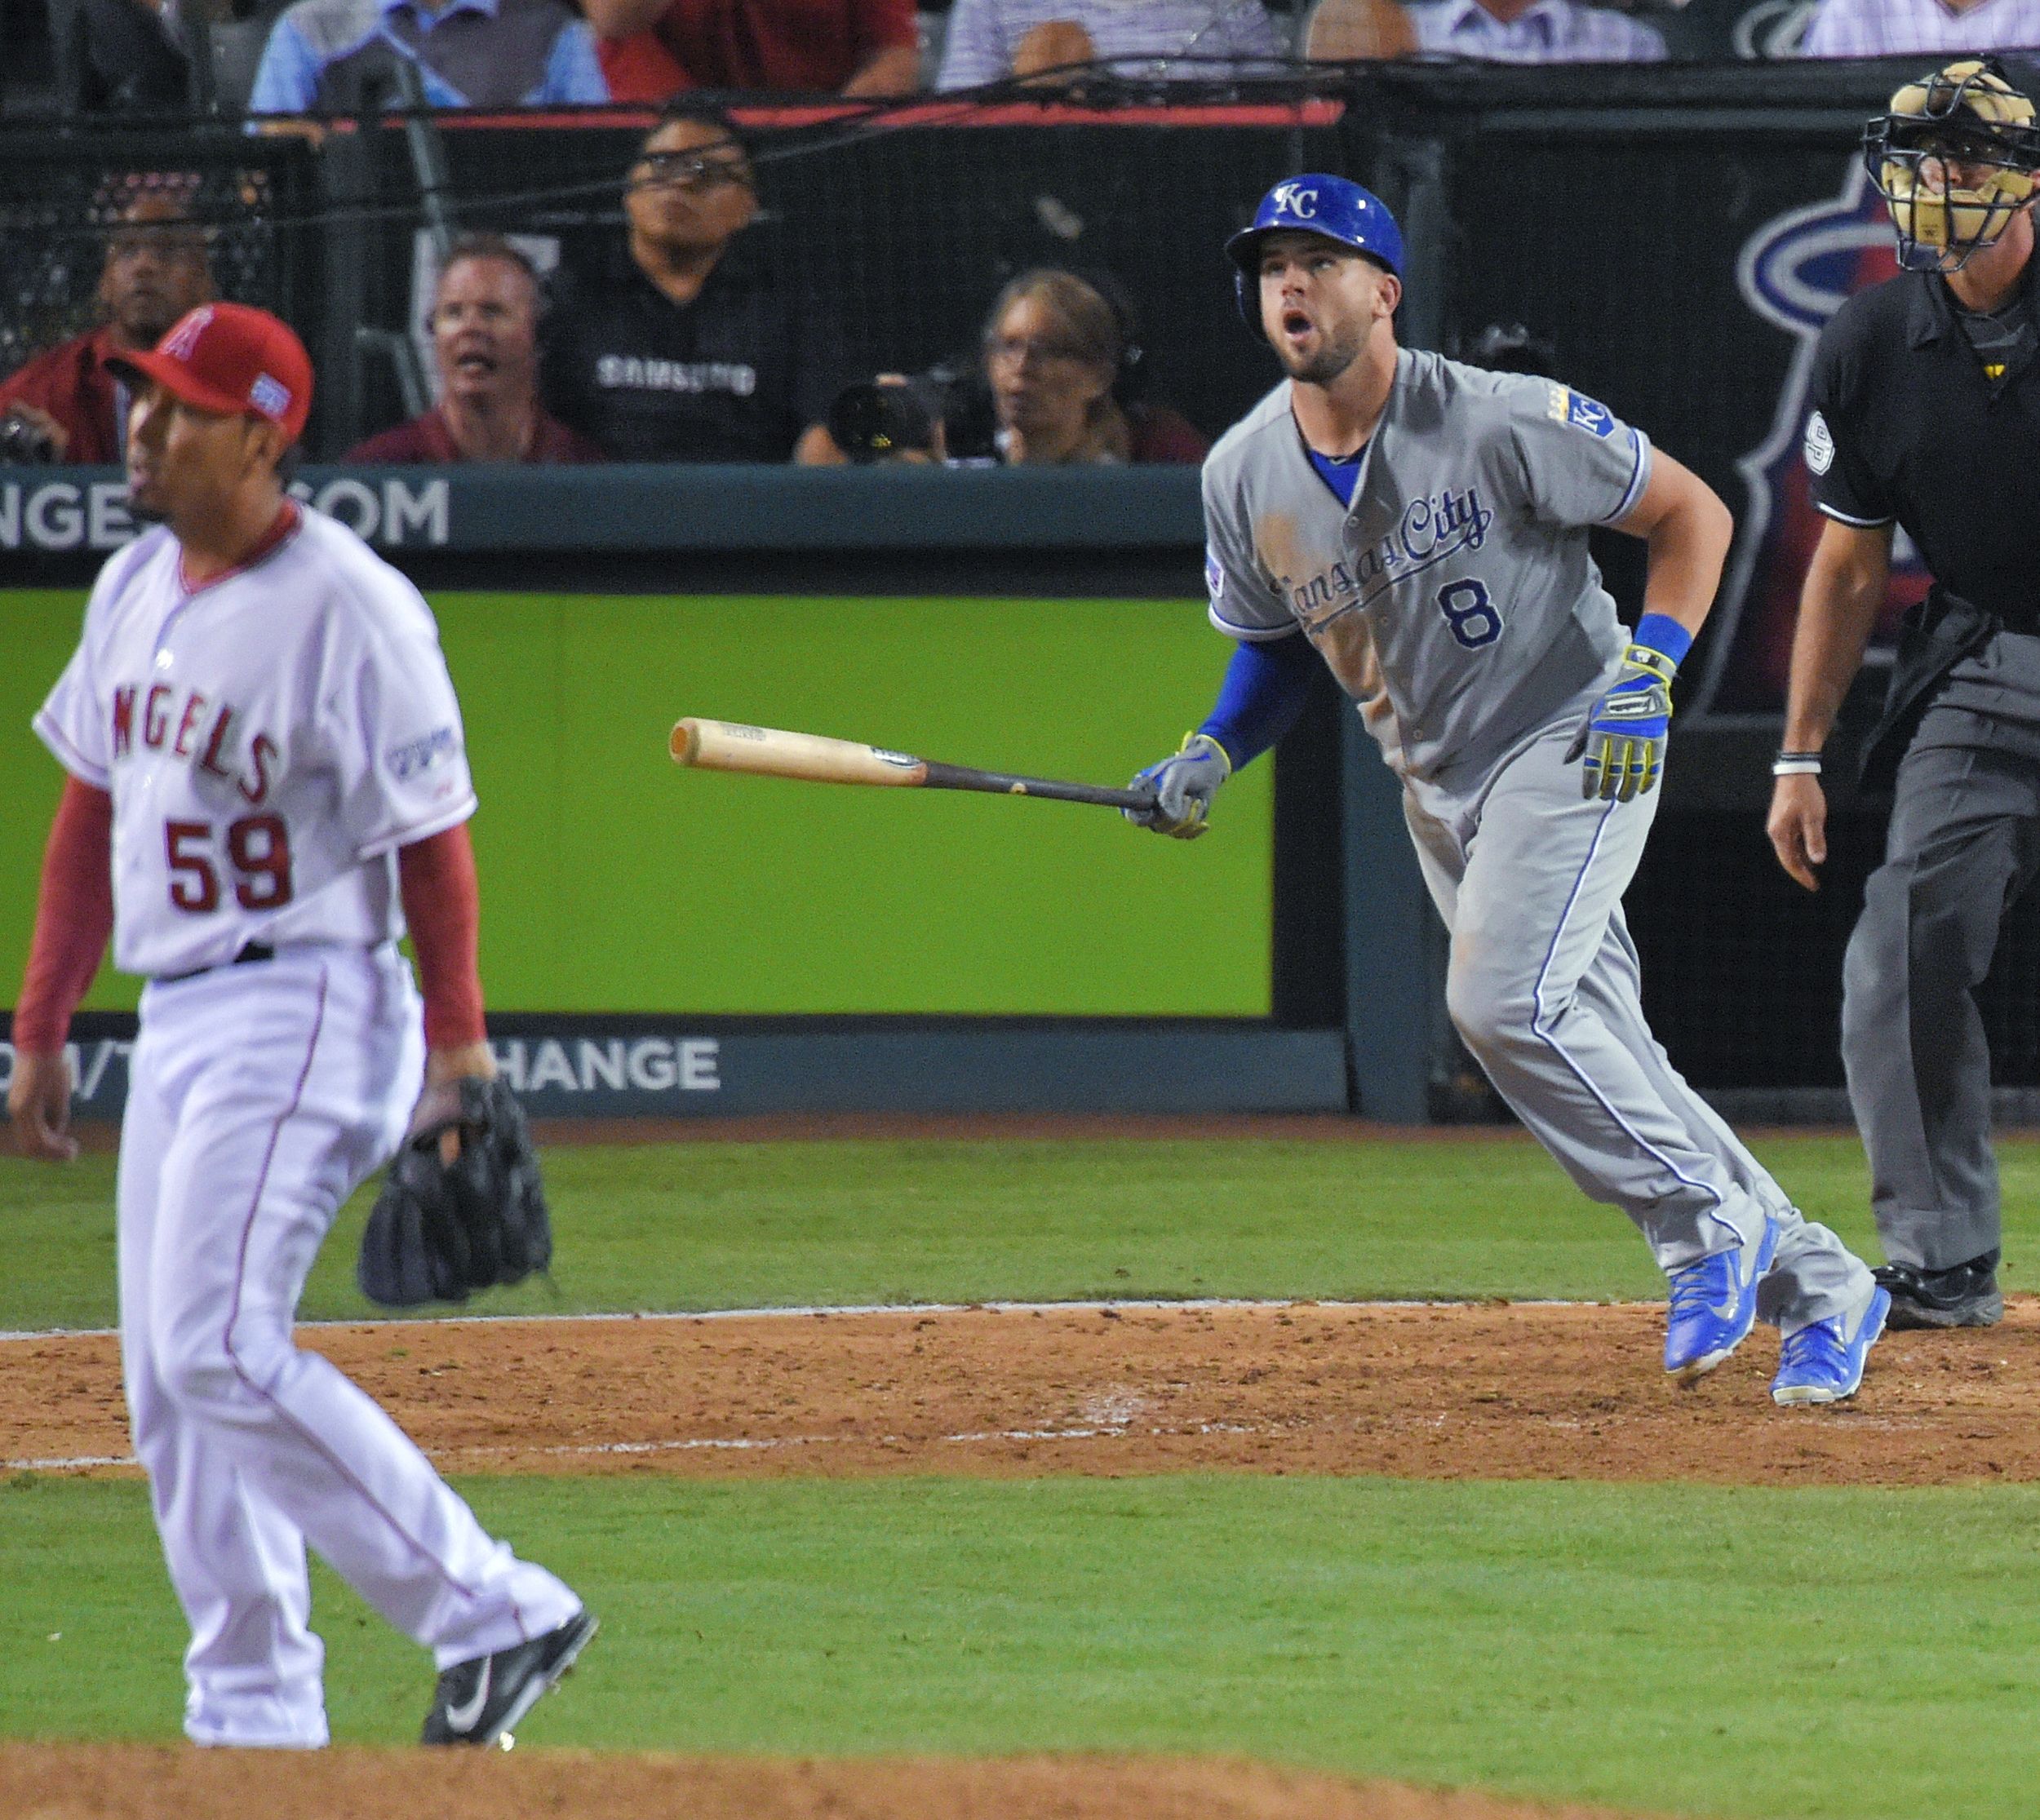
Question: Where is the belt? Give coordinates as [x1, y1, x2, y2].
[156, 942, 276, 986]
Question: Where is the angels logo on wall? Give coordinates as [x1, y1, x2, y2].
[1687, 161, 1930, 719]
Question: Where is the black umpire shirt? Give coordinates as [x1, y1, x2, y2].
[1807, 252, 2040, 630]
[541, 232, 845, 463]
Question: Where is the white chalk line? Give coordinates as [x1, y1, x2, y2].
[0, 1294, 1611, 1347]
[9, 1415, 1279, 1475]
[0, 1296, 1625, 1476]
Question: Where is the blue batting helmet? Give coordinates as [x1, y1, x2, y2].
[1226, 175, 1404, 324]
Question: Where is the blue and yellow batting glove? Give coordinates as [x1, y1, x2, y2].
[1565, 614, 1691, 804]
[1124, 732, 1231, 839]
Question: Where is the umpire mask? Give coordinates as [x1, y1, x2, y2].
[1865, 58, 2040, 272]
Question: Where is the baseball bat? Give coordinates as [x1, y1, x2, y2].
[669, 717, 1159, 812]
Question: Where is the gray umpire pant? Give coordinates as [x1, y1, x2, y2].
[1841, 702, 2040, 1272]
[1405, 715, 1873, 1332]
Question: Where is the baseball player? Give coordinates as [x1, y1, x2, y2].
[1129, 175, 1889, 1404]
[7, 303, 595, 1747]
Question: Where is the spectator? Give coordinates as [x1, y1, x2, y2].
[936, 0, 1285, 89]
[541, 105, 843, 463]
[1399, 0, 1666, 60]
[0, 187, 212, 465]
[1798, 0, 2040, 57]
[982, 269, 1208, 464]
[246, 0, 608, 114]
[56, 0, 193, 113]
[345, 235, 604, 463]
[1298, 0, 1417, 60]
[584, 0, 920, 106]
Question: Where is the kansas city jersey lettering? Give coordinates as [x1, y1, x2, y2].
[1279, 483, 1493, 622]
[111, 683, 278, 806]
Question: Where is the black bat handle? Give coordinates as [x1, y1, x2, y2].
[920, 761, 1158, 813]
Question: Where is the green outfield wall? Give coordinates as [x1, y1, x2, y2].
[2, 590, 1272, 1017]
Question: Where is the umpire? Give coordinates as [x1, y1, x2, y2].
[1768, 58, 2040, 1331]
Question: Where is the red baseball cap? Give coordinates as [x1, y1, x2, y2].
[111, 302, 314, 444]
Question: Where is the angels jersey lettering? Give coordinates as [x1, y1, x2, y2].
[35, 506, 477, 979]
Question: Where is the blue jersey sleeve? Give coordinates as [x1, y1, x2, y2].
[1199, 631, 1318, 771]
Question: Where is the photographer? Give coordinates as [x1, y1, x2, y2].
[0, 185, 213, 465]
[822, 272, 1206, 468]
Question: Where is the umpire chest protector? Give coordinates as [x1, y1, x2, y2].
[1807, 256, 2040, 782]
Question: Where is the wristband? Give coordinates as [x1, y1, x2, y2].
[1772, 751, 1822, 777]
[1630, 612, 1694, 669]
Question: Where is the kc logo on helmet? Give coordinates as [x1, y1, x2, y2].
[1271, 183, 1319, 219]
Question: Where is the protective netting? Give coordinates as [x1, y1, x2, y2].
[0, 148, 312, 381]
[6, 70, 2039, 1090]
[0, 98, 1349, 454]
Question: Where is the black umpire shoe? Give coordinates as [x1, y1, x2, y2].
[421, 1610, 598, 1747]
[1874, 1251, 2004, 1330]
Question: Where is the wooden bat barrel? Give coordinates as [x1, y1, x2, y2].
[670, 719, 932, 787]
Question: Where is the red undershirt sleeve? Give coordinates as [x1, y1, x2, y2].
[397, 822, 487, 1051]
[12, 777, 115, 1054]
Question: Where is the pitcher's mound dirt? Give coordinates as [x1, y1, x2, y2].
[8, 1299, 2040, 1486]
[0, 1743, 1667, 1820]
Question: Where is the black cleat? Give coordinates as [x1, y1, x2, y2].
[421, 1610, 597, 1747]
[1874, 1251, 2004, 1330]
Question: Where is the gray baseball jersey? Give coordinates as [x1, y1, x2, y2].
[1195, 344, 1875, 1334]
[1202, 348, 1650, 797]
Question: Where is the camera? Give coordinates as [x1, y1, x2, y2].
[0, 410, 60, 465]
[827, 371, 951, 464]
[827, 365, 995, 465]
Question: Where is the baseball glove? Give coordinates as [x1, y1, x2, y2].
[357, 1075, 552, 1309]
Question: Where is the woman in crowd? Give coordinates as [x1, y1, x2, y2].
[982, 268, 1208, 465]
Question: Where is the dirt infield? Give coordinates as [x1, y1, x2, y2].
[0, 1743, 1664, 1820]
[9, 1297, 2040, 1486]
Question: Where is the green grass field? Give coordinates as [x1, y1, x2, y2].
[8, 1130, 2040, 1818]
[20, 1127, 2040, 1335]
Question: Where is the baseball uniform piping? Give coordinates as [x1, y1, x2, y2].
[1598, 428, 1653, 526]
[1208, 604, 1302, 642]
[1530, 797, 1742, 1238]
[220, 962, 486, 1606]
[1814, 502, 1896, 528]
[31, 711, 113, 791]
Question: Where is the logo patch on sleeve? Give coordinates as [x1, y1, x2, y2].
[386, 725, 461, 781]
[1205, 547, 1226, 602]
[1564, 392, 1616, 438]
[1803, 410, 1834, 476]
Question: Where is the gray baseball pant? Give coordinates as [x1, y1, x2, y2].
[1841, 723, 2040, 1272]
[1405, 717, 1873, 1332]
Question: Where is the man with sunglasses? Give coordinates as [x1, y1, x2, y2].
[540, 103, 843, 463]
[1767, 59, 2040, 1331]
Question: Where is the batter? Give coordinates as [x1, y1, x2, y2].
[7, 303, 593, 1747]
[1128, 176, 1889, 1404]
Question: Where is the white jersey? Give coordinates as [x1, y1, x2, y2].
[35, 505, 476, 980]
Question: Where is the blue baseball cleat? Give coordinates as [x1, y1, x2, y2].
[1663, 1215, 1780, 1385]
[1772, 1284, 1891, 1407]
